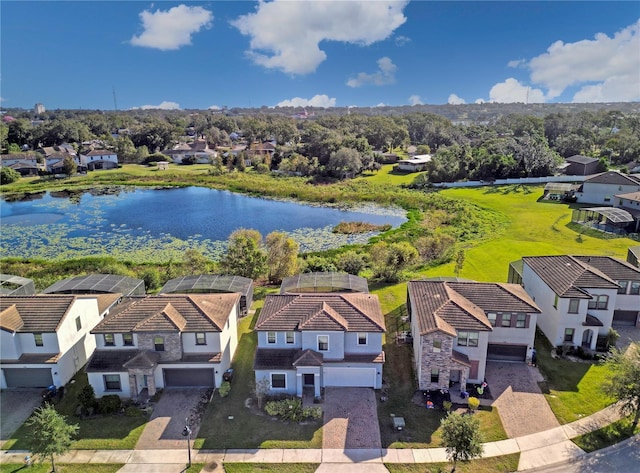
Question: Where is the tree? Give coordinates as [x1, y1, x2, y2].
[254, 377, 271, 409]
[62, 155, 77, 176]
[0, 166, 21, 185]
[602, 343, 640, 430]
[370, 241, 418, 282]
[78, 384, 96, 416]
[220, 228, 267, 279]
[440, 411, 483, 472]
[454, 249, 465, 277]
[26, 404, 79, 472]
[326, 147, 363, 178]
[265, 232, 299, 284]
[183, 249, 212, 275]
[336, 250, 366, 275]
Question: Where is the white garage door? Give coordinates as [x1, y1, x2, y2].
[323, 367, 376, 387]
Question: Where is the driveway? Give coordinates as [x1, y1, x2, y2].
[485, 361, 559, 438]
[323, 387, 381, 449]
[615, 325, 640, 352]
[135, 388, 211, 450]
[0, 389, 42, 446]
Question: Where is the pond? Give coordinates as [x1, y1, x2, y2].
[0, 187, 406, 263]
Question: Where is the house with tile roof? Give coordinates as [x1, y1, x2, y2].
[574, 171, 640, 205]
[0, 294, 121, 389]
[407, 281, 540, 393]
[85, 293, 240, 399]
[79, 149, 118, 170]
[510, 255, 640, 351]
[253, 293, 386, 398]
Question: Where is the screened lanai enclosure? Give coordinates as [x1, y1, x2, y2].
[42, 274, 146, 296]
[159, 274, 253, 316]
[280, 272, 369, 294]
[571, 207, 640, 235]
[0, 274, 36, 296]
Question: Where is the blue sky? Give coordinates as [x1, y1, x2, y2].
[2, 1, 639, 110]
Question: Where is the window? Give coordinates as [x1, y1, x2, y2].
[588, 295, 609, 310]
[75, 316, 82, 331]
[568, 299, 580, 313]
[103, 374, 121, 391]
[357, 333, 368, 345]
[604, 195, 611, 202]
[123, 333, 134, 346]
[103, 334, 115, 346]
[431, 368, 440, 383]
[516, 314, 527, 328]
[286, 332, 295, 344]
[318, 335, 329, 351]
[487, 313, 497, 327]
[195, 333, 207, 345]
[631, 281, 640, 295]
[34, 333, 43, 347]
[501, 313, 512, 327]
[617, 281, 629, 294]
[267, 332, 276, 344]
[433, 340, 442, 353]
[457, 331, 479, 347]
[154, 336, 164, 352]
[271, 373, 286, 389]
[564, 328, 575, 342]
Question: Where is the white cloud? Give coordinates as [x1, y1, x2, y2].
[507, 58, 526, 68]
[395, 35, 411, 46]
[133, 101, 181, 110]
[208, 105, 221, 110]
[448, 94, 466, 105]
[408, 95, 422, 105]
[528, 20, 640, 100]
[130, 5, 213, 50]
[276, 95, 336, 108]
[475, 98, 485, 104]
[231, 0, 408, 75]
[376, 103, 387, 107]
[346, 57, 397, 88]
[489, 78, 546, 103]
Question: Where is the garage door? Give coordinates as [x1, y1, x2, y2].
[323, 367, 376, 387]
[487, 344, 527, 362]
[3, 368, 53, 388]
[163, 369, 214, 387]
[613, 310, 638, 327]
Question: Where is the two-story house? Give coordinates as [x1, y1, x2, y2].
[407, 280, 540, 393]
[0, 294, 120, 389]
[574, 171, 640, 205]
[510, 255, 640, 350]
[253, 293, 386, 398]
[85, 293, 240, 399]
[79, 149, 119, 170]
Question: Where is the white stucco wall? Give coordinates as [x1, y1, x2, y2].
[57, 298, 102, 354]
[487, 313, 537, 348]
[301, 331, 345, 360]
[577, 182, 640, 205]
[182, 332, 222, 353]
[254, 369, 297, 395]
[453, 331, 489, 383]
[88, 371, 131, 399]
[344, 332, 383, 354]
[94, 333, 139, 349]
[0, 330, 22, 359]
[257, 330, 302, 349]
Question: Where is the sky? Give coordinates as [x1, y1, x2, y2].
[1, 1, 639, 110]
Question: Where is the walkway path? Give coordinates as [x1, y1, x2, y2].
[0, 403, 631, 472]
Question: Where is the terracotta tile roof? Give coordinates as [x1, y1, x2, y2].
[0, 304, 24, 333]
[292, 349, 324, 366]
[0, 295, 79, 332]
[615, 191, 640, 202]
[254, 348, 298, 370]
[573, 256, 640, 281]
[445, 282, 540, 313]
[85, 349, 140, 372]
[408, 281, 494, 336]
[92, 294, 240, 333]
[255, 293, 385, 333]
[523, 256, 620, 298]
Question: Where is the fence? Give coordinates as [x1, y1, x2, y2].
[431, 175, 587, 188]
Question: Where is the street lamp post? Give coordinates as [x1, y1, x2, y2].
[182, 417, 192, 468]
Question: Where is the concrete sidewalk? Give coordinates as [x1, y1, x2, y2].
[0, 403, 632, 472]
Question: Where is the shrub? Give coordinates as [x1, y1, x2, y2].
[218, 381, 231, 398]
[467, 396, 480, 412]
[336, 250, 366, 275]
[0, 167, 21, 185]
[264, 397, 319, 422]
[443, 400, 452, 411]
[77, 385, 96, 415]
[96, 395, 122, 414]
[124, 406, 144, 417]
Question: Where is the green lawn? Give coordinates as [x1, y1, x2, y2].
[572, 415, 640, 452]
[196, 313, 323, 449]
[535, 332, 613, 424]
[223, 464, 319, 473]
[357, 164, 426, 187]
[0, 465, 123, 473]
[422, 185, 633, 282]
[385, 453, 520, 473]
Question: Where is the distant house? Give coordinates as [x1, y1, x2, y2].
[407, 280, 540, 393]
[86, 293, 241, 399]
[247, 141, 276, 161]
[36, 144, 77, 158]
[0, 294, 121, 389]
[564, 155, 600, 176]
[574, 171, 640, 205]
[1, 154, 41, 176]
[161, 140, 217, 164]
[79, 149, 118, 170]
[396, 154, 431, 172]
[253, 292, 386, 398]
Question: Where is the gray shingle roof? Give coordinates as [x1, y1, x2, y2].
[255, 293, 385, 332]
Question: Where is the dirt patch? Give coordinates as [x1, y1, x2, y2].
[323, 387, 381, 449]
[485, 361, 559, 438]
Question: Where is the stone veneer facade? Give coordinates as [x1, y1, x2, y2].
[419, 332, 468, 392]
[137, 333, 182, 362]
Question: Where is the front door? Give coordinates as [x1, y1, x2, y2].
[303, 373, 314, 386]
